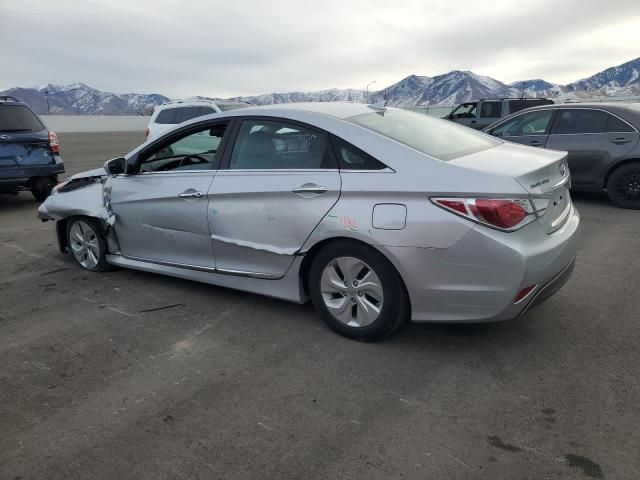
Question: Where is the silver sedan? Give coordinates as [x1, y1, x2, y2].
[38, 102, 580, 340]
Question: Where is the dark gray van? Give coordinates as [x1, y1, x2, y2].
[447, 98, 554, 130]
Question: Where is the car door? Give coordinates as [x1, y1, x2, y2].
[477, 101, 502, 130]
[108, 121, 231, 269]
[208, 117, 340, 278]
[487, 109, 556, 148]
[545, 108, 640, 188]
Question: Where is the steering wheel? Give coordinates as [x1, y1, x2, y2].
[179, 154, 209, 167]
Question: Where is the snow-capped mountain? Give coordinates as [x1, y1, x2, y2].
[568, 57, 640, 94]
[0, 83, 169, 115]
[2, 57, 639, 114]
[226, 87, 368, 105]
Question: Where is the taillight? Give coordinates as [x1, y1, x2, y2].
[431, 197, 548, 231]
[145, 128, 150, 138]
[49, 131, 59, 154]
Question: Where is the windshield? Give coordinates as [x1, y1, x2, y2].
[0, 104, 45, 132]
[451, 102, 477, 118]
[347, 110, 499, 160]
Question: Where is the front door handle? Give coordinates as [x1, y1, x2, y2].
[178, 190, 204, 199]
[612, 138, 632, 145]
[529, 140, 542, 146]
[291, 183, 328, 196]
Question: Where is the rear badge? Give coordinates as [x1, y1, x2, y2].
[530, 179, 550, 189]
[560, 164, 566, 176]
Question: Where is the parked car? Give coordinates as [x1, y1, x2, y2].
[146, 99, 250, 140]
[39, 102, 579, 341]
[484, 103, 640, 209]
[0, 96, 64, 200]
[447, 98, 554, 130]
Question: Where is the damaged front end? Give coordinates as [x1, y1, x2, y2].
[38, 164, 118, 254]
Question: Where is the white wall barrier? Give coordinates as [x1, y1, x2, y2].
[41, 115, 149, 133]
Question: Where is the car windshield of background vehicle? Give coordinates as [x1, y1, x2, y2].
[0, 105, 45, 132]
[347, 110, 499, 160]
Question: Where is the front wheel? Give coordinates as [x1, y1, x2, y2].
[309, 240, 409, 341]
[66, 217, 110, 272]
[606, 162, 640, 209]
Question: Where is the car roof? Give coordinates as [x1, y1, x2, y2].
[210, 101, 387, 120]
[520, 102, 638, 112]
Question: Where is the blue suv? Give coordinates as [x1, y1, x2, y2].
[0, 96, 64, 200]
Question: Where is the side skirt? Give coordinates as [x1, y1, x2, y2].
[105, 254, 308, 304]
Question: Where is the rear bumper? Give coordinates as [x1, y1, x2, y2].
[0, 163, 65, 192]
[384, 204, 580, 323]
[519, 255, 575, 315]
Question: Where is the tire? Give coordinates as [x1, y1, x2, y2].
[308, 240, 409, 341]
[606, 162, 640, 209]
[66, 217, 110, 272]
[30, 175, 57, 201]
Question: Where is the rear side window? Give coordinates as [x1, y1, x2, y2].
[331, 136, 386, 170]
[154, 108, 179, 124]
[480, 102, 502, 118]
[0, 105, 45, 132]
[605, 114, 635, 133]
[551, 109, 631, 134]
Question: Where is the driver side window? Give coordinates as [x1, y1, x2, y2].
[139, 123, 228, 173]
[491, 110, 553, 137]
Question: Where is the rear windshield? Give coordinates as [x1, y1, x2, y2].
[0, 104, 45, 132]
[347, 110, 498, 160]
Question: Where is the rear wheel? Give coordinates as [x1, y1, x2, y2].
[309, 240, 409, 341]
[607, 162, 640, 209]
[30, 175, 57, 201]
[67, 217, 110, 272]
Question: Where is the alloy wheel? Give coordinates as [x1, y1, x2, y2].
[615, 168, 640, 202]
[69, 221, 101, 270]
[320, 256, 384, 327]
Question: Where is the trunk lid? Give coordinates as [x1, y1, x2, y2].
[448, 142, 572, 233]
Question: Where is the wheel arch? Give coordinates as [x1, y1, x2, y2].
[603, 157, 640, 189]
[61, 215, 112, 254]
[298, 236, 411, 310]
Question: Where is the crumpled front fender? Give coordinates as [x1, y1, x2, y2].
[38, 182, 110, 222]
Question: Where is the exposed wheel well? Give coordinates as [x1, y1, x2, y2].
[299, 237, 410, 310]
[604, 158, 640, 189]
[57, 215, 110, 254]
[56, 218, 69, 253]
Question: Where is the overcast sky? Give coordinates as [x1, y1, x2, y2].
[1, 0, 639, 98]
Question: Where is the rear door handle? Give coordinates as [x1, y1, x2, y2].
[529, 140, 542, 146]
[178, 190, 204, 199]
[612, 138, 632, 145]
[291, 183, 328, 196]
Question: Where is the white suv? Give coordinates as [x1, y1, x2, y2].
[146, 99, 250, 140]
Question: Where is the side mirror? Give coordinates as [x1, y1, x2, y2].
[104, 157, 127, 176]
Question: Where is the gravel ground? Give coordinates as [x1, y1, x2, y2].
[0, 132, 639, 479]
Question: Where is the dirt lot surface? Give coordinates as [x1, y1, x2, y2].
[1, 132, 639, 479]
